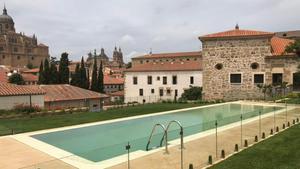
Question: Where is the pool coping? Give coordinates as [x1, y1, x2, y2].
[9, 101, 291, 169]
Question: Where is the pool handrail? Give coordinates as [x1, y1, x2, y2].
[160, 120, 184, 150]
[146, 123, 168, 153]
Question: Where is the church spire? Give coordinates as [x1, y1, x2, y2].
[3, 4, 7, 15]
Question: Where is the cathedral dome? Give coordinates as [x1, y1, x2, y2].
[0, 6, 14, 24]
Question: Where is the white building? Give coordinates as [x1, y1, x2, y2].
[0, 82, 45, 110]
[124, 51, 202, 103]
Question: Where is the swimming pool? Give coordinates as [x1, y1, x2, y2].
[32, 103, 283, 163]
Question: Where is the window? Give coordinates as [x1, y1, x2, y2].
[190, 76, 194, 84]
[163, 76, 167, 85]
[175, 89, 178, 97]
[272, 73, 283, 85]
[151, 89, 155, 94]
[147, 76, 152, 85]
[230, 73, 242, 84]
[157, 76, 160, 81]
[140, 60, 143, 64]
[186, 58, 190, 61]
[133, 76, 138, 85]
[139, 89, 143, 96]
[254, 74, 264, 84]
[0, 46, 3, 51]
[166, 88, 171, 95]
[14, 47, 18, 52]
[159, 88, 164, 96]
[2, 55, 5, 59]
[172, 75, 177, 85]
[17, 56, 20, 60]
[31, 56, 34, 60]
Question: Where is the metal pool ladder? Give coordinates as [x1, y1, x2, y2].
[146, 120, 184, 153]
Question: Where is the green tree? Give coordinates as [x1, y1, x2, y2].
[97, 61, 104, 93]
[38, 60, 44, 84]
[26, 63, 34, 69]
[9, 73, 25, 85]
[49, 62, 59, 84]
[43, 59, 50, 84]
[181, 86, 202, 100]
[58, 52, 70, 84]
[285, 40, 300, 56]
[91, 58, 98, 91]
[70, 63, 80, 87]
[257, 84, 273, 100]
[79, 57, 89, 89]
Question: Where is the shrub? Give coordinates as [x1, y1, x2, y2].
[181, 86, 202, 101]
[13, 104, 41, 114]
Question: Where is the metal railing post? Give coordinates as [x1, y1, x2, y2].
[259, 111, 261, 139]
[215, 120, 218, 159]
[240, 114, 243, 147]
[126, 142, 131, 169]
[273, 107, 276, 131]
[285, 100, 288, 124]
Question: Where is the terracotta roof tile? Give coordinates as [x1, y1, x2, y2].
[134, 51, 201, 59]
[271, 36, 294, 56]
[104, 76, 124, 85]
[22, 68, 39, 73]
[0, 82, 45, 96]
[125, 60, 202, 72]
[21, 74, 38, 82]
[31, 84, 109, 102]
[199, 29, 274, 40]
[110, 90, 124, 96]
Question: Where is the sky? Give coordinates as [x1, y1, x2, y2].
[3, 0, 300, 62]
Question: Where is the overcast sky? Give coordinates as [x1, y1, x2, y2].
[4, 0, 300, 62]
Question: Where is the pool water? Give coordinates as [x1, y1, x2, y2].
[32, 103, 282, 162]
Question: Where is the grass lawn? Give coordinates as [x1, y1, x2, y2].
[0, 103, 207, 136]
[210, 123, 300, 169]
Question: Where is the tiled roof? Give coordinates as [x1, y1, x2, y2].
[271, 36, 294, 56]
[21, 73, 38, 82]
[199, 28, 274, 40]
[0, 82, 45, 96]
[110, 90, 124, 96]
[125, 60, 202, 72]
[22, 68, 39, 73]
[32, 84, 108, 102]
[134, 51, 201, 59]
[104, 76, 124, 85]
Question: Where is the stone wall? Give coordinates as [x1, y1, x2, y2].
[202, 38, 272, 101]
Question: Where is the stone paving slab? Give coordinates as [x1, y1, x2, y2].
[0, 137, 76, 169]
[110, 108, 300, 169]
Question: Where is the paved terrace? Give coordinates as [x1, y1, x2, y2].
[0, 102, 299, 169]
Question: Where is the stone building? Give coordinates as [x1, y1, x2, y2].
[199, 25, 300, 101]
[124, 51, 202, 103]
[86, 46, 125, 70]
[0, 6, 49, 68]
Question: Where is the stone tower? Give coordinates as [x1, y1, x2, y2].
[112, 46, 124, 65]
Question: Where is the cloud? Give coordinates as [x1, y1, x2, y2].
[4, 0, 300, 62]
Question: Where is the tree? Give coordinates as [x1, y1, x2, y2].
[49, 62, 59, 84]
[285, 40, 300, 56]
[70, 63, 80, 87]
[38, 60, 44, 84]
[257, 84, 272, 100]
[43, 59, 50, 84]
[58, 52, 70, 84]
[26, 63, 34, 69]
[181, 86, 202, 100]
[9, 73, 25, 85]
[97, 61, 104, 93]
[91, 58, 98, 91]
[79, 57, 89, 89]
[126, 62, 132, 69]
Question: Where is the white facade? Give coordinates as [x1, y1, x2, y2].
[0, 95, 44, 110]
[124, 71, 202, 103]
